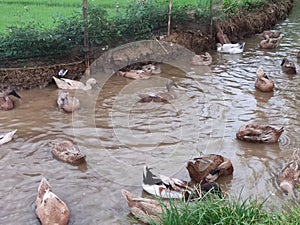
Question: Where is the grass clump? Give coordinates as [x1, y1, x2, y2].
[148, 194, 300, 225]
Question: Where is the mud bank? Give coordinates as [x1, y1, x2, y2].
[0, 0, 294, 89]
[164, 0, 294, 54]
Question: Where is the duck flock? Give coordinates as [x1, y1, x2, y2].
[0, 29, 300, 224]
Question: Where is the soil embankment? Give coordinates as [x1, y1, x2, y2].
[0, 0, 294, 89]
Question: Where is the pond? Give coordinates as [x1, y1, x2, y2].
[1, 3, 300, 225]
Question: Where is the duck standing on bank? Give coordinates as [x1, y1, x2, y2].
[35, 177, 70, 225]
[236, 124, 284, 143]
[0, 89, 21, 110]
[255, 67, 274, 92]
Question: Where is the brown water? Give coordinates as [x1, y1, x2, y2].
[1, 4, 300, 225]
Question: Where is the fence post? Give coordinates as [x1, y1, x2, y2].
[167, 0, 173, 36]
[83, 0, 90, 76]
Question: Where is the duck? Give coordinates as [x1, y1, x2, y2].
[142, 166, 222, 200]
[0, 89, 21, 110]
[186, 154, 233, 184]
[255, 67, 274, 92]
[277, 149, 300, 198]
[52, 76, 100, 90]
[50, 140, 86, 164]
[121, 189, 165, 224]
[35, 177, 70, 225]
[58, 69, 68, 77]
[214, 18, 231, 45]
[116, 69, 151, 80]
[260, 30, 282, 39]
[236, 124, 284, 143]
[216, 42, 245, 54]
[57, 91, 80, 113]
[138, 81, 178, 103]
[0, 129, 17, 145]
[191, 52, 212, 66]
[281, 58, 296, 74]
[142, 64, 162, 74]
[259, 34, 283, 49]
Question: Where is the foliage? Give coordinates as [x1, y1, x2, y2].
[148, 194, 300, 225]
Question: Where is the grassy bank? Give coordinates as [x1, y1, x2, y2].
[146, 195, 300, 225]
[0, 0, 200, 32]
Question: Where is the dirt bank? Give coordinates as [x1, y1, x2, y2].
[0, 0, 294, 89]
[164, 0, 294, 54]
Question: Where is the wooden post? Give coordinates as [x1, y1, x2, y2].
[167, 0, 172, 36]
[83, 0, 90, 76]
[210, 0, 213, 38]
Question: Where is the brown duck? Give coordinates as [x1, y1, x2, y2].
[236, 124, 284, 143]
[122, 189, 165, 224]
[191, 52, 212, 66]
[259, 34, 283, 49]
[50, 140, 86, 164]
[260, 30, 282, 39]
[0, 89, 21, 110]
[255, 67, 274, 92]
[277, 149, 300, 198]
[281, 58, 296, 74]
[138, 81, 178, 103]
[35, 177, 70, 225]
[57, 91, 80, 113]
[186, 154, 233, 184]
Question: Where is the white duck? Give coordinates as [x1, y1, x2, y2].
[0, 129, 17, 145]
[35, 177, 70, 225]
[217, 42, 245, 54]
[52, 76, 99, 90]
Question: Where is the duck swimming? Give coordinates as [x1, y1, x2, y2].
[260, 30, 282, 39]
[142, 166, 222, 200]
[217, 42, 245, 54]
[281, 58, 296, 74]
[255, 67, 274, 92]
[122, 189, 165, 224]
[0, 89, 21, 110]
[50, 140, 86, 164]
[53, 76, 99, 90]
[259, 34, 283, 49]
[35, 177, 70, 225]
[57, 91, 80, 113]
[236, 124, 284, 143]
[116, 69, 151, 80]
[191, 52, 212, 66]
[138, 81, 178, 103]
[0, 129, 17, 145]
[142, 64, 162, 74]
[186, 154, 233, 184]
[277, 149, 300, 198]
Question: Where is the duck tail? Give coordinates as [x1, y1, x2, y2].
[37, 177, 51, 199]
[143, 166, 161, 185]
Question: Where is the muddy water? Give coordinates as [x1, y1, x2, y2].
[1, 5, 300, 225]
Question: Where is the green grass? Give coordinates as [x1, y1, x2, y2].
[0, 0, 200, 32]
[145, 195, 300, 225]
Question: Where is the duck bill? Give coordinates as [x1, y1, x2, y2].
[95, 82, 100, 89]
[9, 90, 21, 99]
